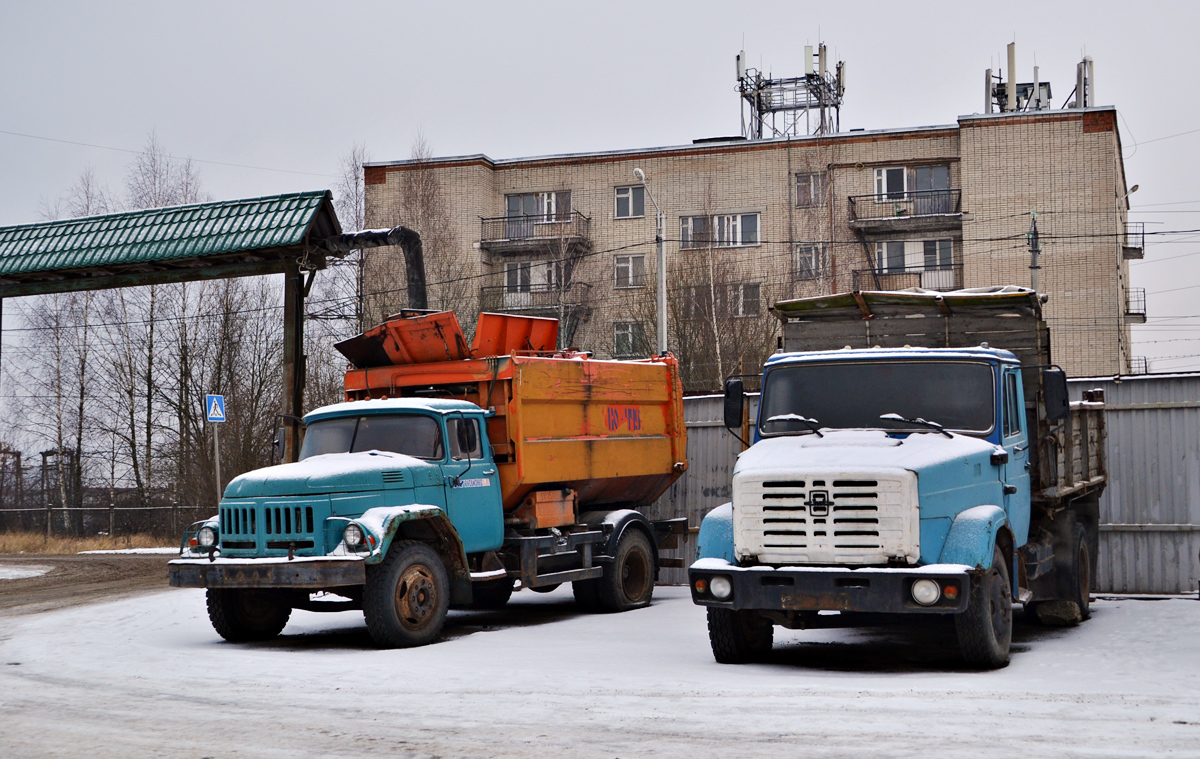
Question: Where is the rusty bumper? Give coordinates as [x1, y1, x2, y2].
[169, 558, 366, 589]
[689, 562, 971, 614]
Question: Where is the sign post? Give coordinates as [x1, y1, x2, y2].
[206, 395, 226, 506]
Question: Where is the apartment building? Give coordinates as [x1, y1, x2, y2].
[362, 105, 1139, 390]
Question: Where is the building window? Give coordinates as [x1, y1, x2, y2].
[505, 262, 532, 293]
[614, 321, 646, 357]
[913, 165, 950, 193]
[873, 239, 957, 290]
[506, 191, 572, 221]
[725, 282, 761, 317]
[680, 213, 760, 249]
[796, 172, 828, 208]
[614, 254, 646, 289]
[680, 283, 761, 319]
[615, 186, 645, 218]
[794, 245, 825, 280]
[874, 167, 906, 202]
[923, 239, 953, 269]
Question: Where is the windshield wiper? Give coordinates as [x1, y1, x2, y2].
[879, 413, 953, 438]
[765, 413, 824, 438]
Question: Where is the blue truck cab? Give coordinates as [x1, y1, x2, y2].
[689, 288, 1106, 669]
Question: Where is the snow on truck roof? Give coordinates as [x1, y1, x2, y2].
[304, 398, 482, 423]
[765, 345, 1020, 368]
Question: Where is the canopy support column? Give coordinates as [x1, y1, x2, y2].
[282, 260, 306, 462]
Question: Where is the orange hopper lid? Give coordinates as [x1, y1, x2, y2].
[335, 311, 559, 369]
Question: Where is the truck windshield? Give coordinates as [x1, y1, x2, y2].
[299, 415, 444, 460]
[759, 360, 995, 436]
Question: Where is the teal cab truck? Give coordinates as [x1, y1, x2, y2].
[689, 288, 1106, 668]
[170, 310, 688, 647]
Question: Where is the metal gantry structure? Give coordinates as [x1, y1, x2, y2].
[737, 44, 846, 139]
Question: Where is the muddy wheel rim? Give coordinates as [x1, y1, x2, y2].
[620, 545, 651, 603]
[395, 564, 438, 630]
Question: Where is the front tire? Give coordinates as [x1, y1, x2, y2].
[364, 541, 449, 648]
[707, 608, 773, 664]
[206, 588, 291, 642]
[956, 545, 1013, 669]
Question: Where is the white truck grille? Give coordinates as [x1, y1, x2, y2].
[732, 471, 919, 565]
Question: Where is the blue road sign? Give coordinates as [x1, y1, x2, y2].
[206, 394, 226, 423]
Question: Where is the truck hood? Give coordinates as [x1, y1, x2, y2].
[224, 451, 435, 498]
[737, 430, 1000, 476]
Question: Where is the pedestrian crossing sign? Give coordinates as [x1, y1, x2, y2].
[206, 394, 226, 423]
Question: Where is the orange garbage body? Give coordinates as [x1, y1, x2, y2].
[337, 311, 687, 512]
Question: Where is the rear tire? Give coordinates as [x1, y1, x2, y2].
[956, 545, 1012, 669]
[595, 529, 655, 613]
[708, 608, 773, 664]
[364, 541, 449, 648]
[206, 588, 291, 642]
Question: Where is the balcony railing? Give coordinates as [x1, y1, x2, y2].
[479, 282, 591, 313]
[480, 211, 591, 251]
[852, 264, 963, 293]
[1126, 287, 1147, 324]
[848, 189, 963, 226]
[1123, 221, 1145, 260]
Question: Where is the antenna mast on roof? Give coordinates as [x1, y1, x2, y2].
[737, 44, 845, 139]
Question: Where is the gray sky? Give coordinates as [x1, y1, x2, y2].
[2, 0, 1198, 370]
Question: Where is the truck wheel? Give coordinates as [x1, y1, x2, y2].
[596, 529, 655, 612]
[470, 577, 514, 609]
[707, 608, 773, 664]
[1031, 522, 1093, 626]
[206, 588, 291, 642]
[364, 541, 449, 648]
[955, 545, 1012, 669]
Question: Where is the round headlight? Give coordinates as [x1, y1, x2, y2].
[911, 578, 941, 606]
[196, 526, 217, 548]
[710, 575, 733, 600]
[344, 523, 365, 547]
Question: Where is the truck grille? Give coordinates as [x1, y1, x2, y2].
[733, 472, 918, 565]
[219, 498, 325, 555]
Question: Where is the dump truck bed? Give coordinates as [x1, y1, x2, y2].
[337, 311, 687, 512]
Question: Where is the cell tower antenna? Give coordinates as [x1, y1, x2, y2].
[736, 42, 845, 139]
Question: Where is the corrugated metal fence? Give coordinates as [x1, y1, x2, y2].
[1071, 375, 1200, 594]
[649, 380, 1200, 594]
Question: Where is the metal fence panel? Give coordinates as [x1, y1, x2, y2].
[1071, 374, 1200, 594]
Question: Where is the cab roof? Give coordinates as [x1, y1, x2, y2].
[304, 398, 482, 423]
[764, 345, 1020, 370]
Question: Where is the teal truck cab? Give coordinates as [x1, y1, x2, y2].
[170, 310, 688, 648]
[689, 288, 1105, 668]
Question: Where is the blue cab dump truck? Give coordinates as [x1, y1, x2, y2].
[170, 310, 688, 648]
[689, 288, 1106, 668]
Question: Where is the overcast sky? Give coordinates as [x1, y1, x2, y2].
[2, 0, 1197, 370]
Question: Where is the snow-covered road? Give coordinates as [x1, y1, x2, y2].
[0, 586, 1197, 757]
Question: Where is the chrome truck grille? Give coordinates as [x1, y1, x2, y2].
[732, 472, 919, 565]
[219, 498, 323, 553]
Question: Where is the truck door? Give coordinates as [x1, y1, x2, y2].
[1001, 368, 1031, 544]
[443, 415, 505, 553]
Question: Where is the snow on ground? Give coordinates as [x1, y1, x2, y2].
[77, 547, 179, 555]
[0, 586, 1198, 758]
[0, 565, 51, 581]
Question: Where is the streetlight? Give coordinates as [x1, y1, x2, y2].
[634, 168, 667, 355]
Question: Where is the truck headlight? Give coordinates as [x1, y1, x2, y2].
[911, 578, 941, 606]
[196, 526, 217, 548]
[710, 575, 733, 600]
[344, 523, 365, 548]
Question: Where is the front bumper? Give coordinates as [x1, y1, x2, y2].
[169, 556, 366, 589]
[689, 558, 972, 614]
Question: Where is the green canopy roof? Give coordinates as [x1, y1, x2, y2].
[0, 190, 341, 298]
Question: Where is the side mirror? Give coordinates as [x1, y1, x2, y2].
[272, 428, 286, 461]
[723, 378, 745, 430]
[1042, 368, 1069, 423]
[456, 418, 478, 456]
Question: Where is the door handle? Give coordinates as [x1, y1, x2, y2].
[1013, 444, 1028, 454]
[482, 468, 496, 475]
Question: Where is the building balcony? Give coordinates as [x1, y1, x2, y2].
[480, 212, 591, 255]
[1123, 221, 1145, 260]
[479, 282, 592, 315]
[848, 189, 963, 235]
[1126, 287, 1147, 324]
[852, 264, 963, 293]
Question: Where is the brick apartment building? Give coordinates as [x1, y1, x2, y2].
[362, 105, 1140, 391]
